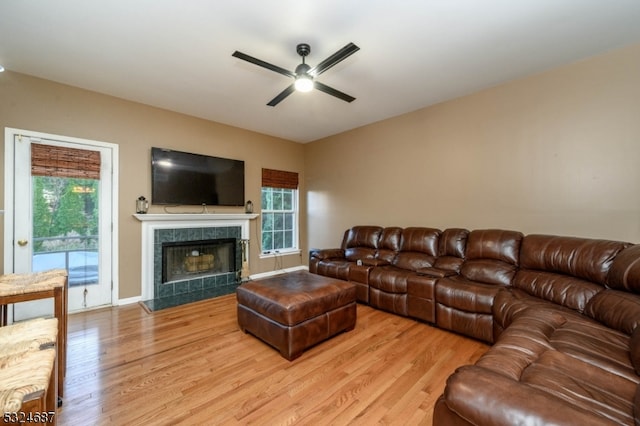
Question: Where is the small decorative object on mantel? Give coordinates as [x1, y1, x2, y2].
[136, 196, 149, 214]
[245, 200, 253, 214]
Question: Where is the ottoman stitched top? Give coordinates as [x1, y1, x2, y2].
[236, 271, 356, 326]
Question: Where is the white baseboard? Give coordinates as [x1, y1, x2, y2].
[249, 265, 308, 280]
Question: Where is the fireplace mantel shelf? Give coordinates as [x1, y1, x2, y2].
[134, 213, 259, 222]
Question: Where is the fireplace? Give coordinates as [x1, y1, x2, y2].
[162, 238, 236, 284]
[134, 213, 258, 309]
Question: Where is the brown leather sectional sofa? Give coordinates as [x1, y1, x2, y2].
[309, 226, 640, 425]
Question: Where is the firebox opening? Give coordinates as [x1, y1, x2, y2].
[162, 238, 236, 284]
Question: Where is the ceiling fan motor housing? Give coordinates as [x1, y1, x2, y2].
[296, 43, 311, 58]
[295, 63, 311, 75]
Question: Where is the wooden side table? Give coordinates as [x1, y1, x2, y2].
[0, 271, 68, 401]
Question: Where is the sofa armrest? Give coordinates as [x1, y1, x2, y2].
[416, 267, 456, 278]
[309, 248, 345, 260]
[441, 365, 618, 426]
[362, 258, 389, 267]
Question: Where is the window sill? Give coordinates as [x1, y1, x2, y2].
[259, 249, 301, 259]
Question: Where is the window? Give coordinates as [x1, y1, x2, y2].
[261, 168, 299, 255]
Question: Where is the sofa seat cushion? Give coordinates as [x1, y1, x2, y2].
[546, 319, 635, 383]
[441, 365, 629, 426]
[492, 288, 583, 339]
[494, 306, 636, 380]
[460, 259, 517, 286]
[368, 266, 413, 294]
[393, 252, 436, 271]
[463, 308, 639, 425]
[436, 277, 501, 315]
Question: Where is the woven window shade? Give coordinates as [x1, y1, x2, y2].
[262, 168, 298, 189]
[31, 144, 101, 180]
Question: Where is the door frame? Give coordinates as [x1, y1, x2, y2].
[3, 127, 119, 310]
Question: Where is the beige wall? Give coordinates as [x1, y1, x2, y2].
[306, 43, 640, 249]
[3, 42, 640, 300]
[0, 72, 306, 299]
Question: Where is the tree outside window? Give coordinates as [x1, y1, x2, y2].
[33, 176, 99, 253]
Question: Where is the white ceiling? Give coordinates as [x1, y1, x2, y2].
[1, 1, 640, 143]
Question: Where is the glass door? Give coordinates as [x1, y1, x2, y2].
[32, 175, 100, 305]
[7, 132, 114, 320]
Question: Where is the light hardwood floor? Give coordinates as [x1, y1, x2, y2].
[57, 294, 488, 425]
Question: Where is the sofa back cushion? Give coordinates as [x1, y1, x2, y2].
[520, 235, 628, 285]
[584, 289, 640, 335]
[465, 229, 522, 264]
[460, 229, 523, 285]
[376, 227, 402, 264]
[607, 244, 640, 293]
[438, 228, 469, 258]
[514, 270, 602, 313]
[343, 226, 383, 261]
[514, 235, 630, 313]
[433, 228, 469, 273]
[393, 227, 440, 271]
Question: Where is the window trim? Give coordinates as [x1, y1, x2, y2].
[259, 248, 301, 260]
[260, 187, 299, 255]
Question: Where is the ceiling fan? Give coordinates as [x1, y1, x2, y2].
[232, 42, 360, 107]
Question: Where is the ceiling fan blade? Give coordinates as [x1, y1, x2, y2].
[232, 51, 296, 78]
[267, 84, 296, 107]
[309, 42, 360, 76]
[314, 81, 356, 103]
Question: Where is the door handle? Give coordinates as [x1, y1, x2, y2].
[17, 239, 28, 247]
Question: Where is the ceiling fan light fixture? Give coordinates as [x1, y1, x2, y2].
[232, 41, 358, 106]
[294, 74, 314, 92]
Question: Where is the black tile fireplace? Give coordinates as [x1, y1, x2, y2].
[162, 238, 236, 284]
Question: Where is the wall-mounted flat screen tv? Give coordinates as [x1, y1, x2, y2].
[151, 147, 245, 206]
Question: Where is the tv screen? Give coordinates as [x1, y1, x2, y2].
[151, 147, 245, 206]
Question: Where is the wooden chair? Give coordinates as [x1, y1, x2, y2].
[0, 318, 58, 424]
[0, 270, 67, 401]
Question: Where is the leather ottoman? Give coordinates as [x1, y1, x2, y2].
[236, 271, 357, 360]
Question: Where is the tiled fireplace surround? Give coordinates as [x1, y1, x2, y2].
[155, 226, 241, 298]
[135, 214, 257, 309]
